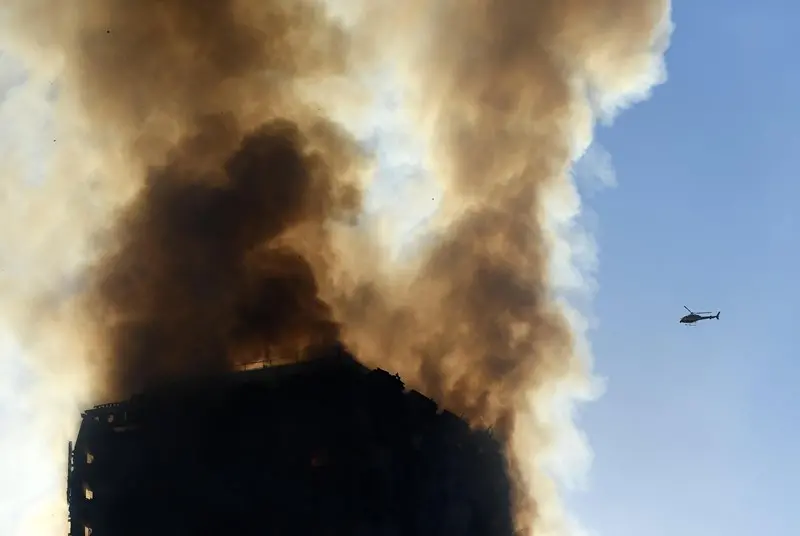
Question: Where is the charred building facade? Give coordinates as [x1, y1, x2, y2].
[67, 347, 514, 536]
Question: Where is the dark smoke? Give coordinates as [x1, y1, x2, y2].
[93, 115, 362, 396]
[51, 0, 368, 398]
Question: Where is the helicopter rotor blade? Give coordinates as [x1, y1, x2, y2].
[684, 305, 692, 313]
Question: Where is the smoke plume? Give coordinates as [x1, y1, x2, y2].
[3, 0, 374, 400]
[0, 0, 672, 535]
[332, 2, 672, 531]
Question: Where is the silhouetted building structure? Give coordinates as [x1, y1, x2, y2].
[67, 346, 514, 536]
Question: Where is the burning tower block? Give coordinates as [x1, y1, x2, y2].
[67, 346, 515, 535]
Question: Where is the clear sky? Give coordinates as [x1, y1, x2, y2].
[1, 1, 798, 536]
[567, 1, 799, 534]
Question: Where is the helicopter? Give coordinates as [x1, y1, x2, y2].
[679, 306, 720, 325]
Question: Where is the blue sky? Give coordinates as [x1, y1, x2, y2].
[568, 1, 799, 534]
